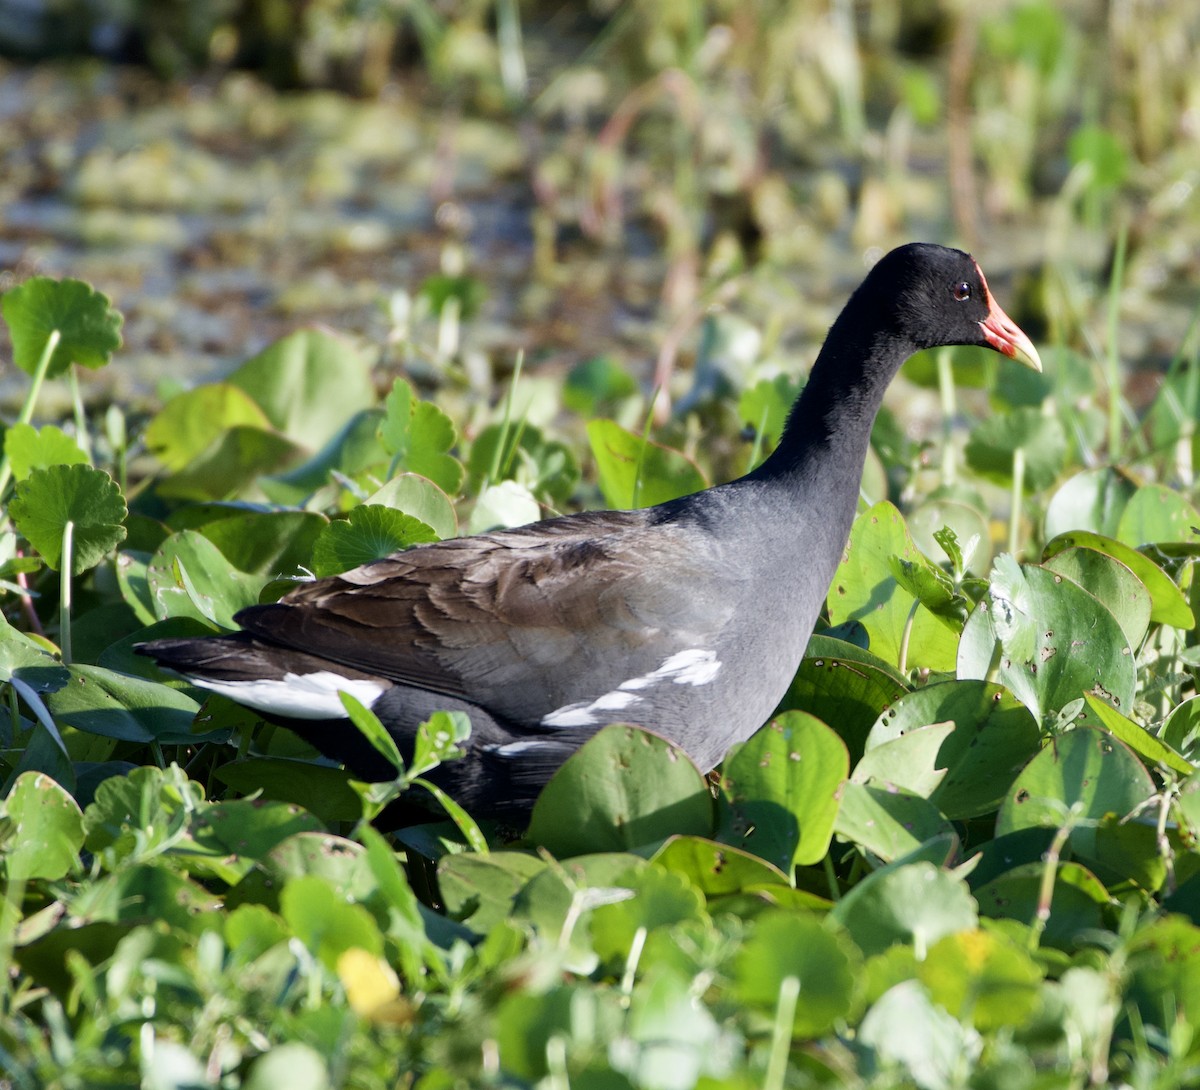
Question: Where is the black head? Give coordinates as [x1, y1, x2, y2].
[865, 243, 1041, 370]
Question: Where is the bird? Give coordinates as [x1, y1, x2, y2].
[138, 243, 1040, 820]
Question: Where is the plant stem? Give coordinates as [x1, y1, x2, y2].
[764, 975, 800, 1090]
[1106, 224, 1127, 459]
[898, 597, 920, 675]
[630, 388, 660, 510]
[68, 368, 92, 463]
[0, 330, 62, 503]
[937, 349, 958, 485]
[1008, 447, 1025, 557]
[59, 520, 74, 665]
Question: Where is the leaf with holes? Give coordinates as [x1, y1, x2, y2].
[1, 276, 123, 377]
[958, 563, 1136, 726]
[9, 464, 127, 574]
[0, 772, 84, 882]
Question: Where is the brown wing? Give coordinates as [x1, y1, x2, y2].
[234, 509, 737, 726]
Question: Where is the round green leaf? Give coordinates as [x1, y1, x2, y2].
[310, 505, 438, 577]
[1043, 469, 1137, 540]
[1043, 530, 1193, 628]
[957, 563, 1136, 725]
[467, 480, 542, 533]
[866, 680, 1041, 819]
[964, 407, 1066, 491]
[439, 851, 549, 935]
[527, 725, 712, 857]
[783, 636, 909, 763]
[734, 910, 861, 1037]
[244, 1043, 331, 1090]
[719, 711, 849, 870]
[996, 726, 1156, 863]
[974, 861, 1108, 949]
[0, 771, 84, 882]
[589, 863, 707, 964]
[830, 861, 977, 958]
[1, 276, 123, 377]
[147, 530, 265, 628]
[1116, 483, 1200, 547]
[9, 464, 127, 574]
[908, 498, 991, 575]
[145, 383, 274, 473]
[280, 873, 384, 970]
[834, 783, 955, 864]
[1043, 546, 1151, 648]
[827, 502, 958, 672]
[378, 378, 464, 495]
[918, 930, 1042, 1031]
[364, 472, 457, 540]
[652, 835, 790, 896]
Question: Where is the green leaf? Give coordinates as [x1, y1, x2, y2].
[831, 861, 977, 957]
[1068, 123, 1128, 189]
[964, 408, 1066, 491]
[919, 929, 1042, 1031]
[280, 872, 385, 970]
[865, 680, 1041, 819]
[244, 1043, 331, 1090]
[974, 861, 1107, 949]
[1083, 693, 1193, 776]
[439, 851, 548, 934]
[9, 464, 127, 574]
[782, 636, 909, 764]
[467, 480, 541, 533]
[719, 711, 848, 870]
[310, 505, 438, 577]
[564, 355, 638, 416]
[738, 375, 803, 451]
[734, 911, 861, 1036]
[527, 725, 713, 857]
[363, 473, 457, 540]
[834, 782, 955, 864]
[589, 863, 707, 965]
[228, 329, 377, 450]
[958, 563, 1137, 726]
[144, 383, 274, 473]
[3, 423, 88, 480]
[466, 422, 580, 504]
[340, 691, 405, 774]
[651, 835, 790, 897]
[0, 772, 84, 881]
[827, 502, 958, 672]
[214, 759, 361, 826]
[1043, 546, 1152, 648]
[45, 663, 206, 744]
[1, 277, 123, 377]
[1043, 530, 1193, 629]
[1044, 469, 1137, 540]
[1115, 483, 1200, 547]
[996, 727, 1156, 863]
[852, 722, 953, 798]
[378, 378, 464, 495]
[146, 530, 264, 628]
[587, 419, 707, 509]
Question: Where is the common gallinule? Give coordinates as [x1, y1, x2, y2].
[139, 243, 1040, 818]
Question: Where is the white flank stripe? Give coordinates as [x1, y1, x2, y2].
[189, 671, 386, 720]
[540, 648, 721, 728]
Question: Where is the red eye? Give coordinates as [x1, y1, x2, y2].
[953, 281, 972, 301]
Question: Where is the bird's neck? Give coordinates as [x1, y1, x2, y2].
[749, 318, 914, 487]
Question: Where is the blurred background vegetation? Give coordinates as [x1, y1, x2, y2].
[0, 0, 1197, 443]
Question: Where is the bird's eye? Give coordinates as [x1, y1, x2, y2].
[953, 281, 972, 301]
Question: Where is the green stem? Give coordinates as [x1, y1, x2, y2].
[1029, 808, 1079, 951]
[1106, 224, 1127, 459]
[822, 853, 841, 902]
[1008, 447, 1025, 557]
[68, 368, 91, 463]
[937, 349, 958, 486]
[764, 975, 800, 1090]
[0, 330, 62, 503]
[488, 350, 525, 489]
[59, 520, 74, 665]
[898, 597, 920, 675]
